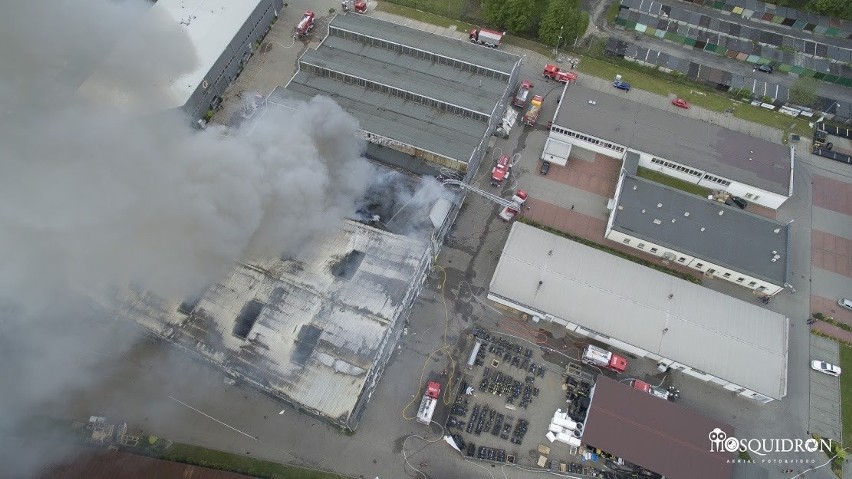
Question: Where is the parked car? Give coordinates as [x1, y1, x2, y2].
[811, 360, 841, 377]
[540, 161, 551, 175]
[756, 64, 773, 73]
[612, 80, 631, 91]
[725, 196, 747, 209]
[671, 98, 690, 109]
[839, 298, 852, 311]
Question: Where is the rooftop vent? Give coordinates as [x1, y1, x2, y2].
[633, 185, 637, 190]
[774, 228, 780, 233]
[700, 227, 706, 231]
[671, 218, 676, 223]
[718, 210, 724, 215]
[618, 205, 624, 210]
[233, 299, 265, 339]
[331, 250, 366, 280]
[641, 209, 646, 213]
[684, 212, 690, 217]
[588, 100, 597, 105]
[657, 203, 663, 208]
[653, 219, 662, 225]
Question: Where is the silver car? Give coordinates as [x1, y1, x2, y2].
[839, 298, 852, 311]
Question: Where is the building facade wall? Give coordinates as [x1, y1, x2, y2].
[634, 151, 789, 209]
[183, 0, 284, 123]
[604, 229, 785, 296]
[547, 125, 628, 159]
[486, 293, 777, 403]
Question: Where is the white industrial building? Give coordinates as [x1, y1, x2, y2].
[79, 0, 283, 123]
[543, 82, 795, 209]
[488, 223, 789, 403]
[606, 174, 791, 295]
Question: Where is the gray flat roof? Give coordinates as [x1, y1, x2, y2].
[555, 82, 792, 195]
[612, 175, 789, 285]
[272, 78, 486, 163]
[302, 36, 507, 116]
[489, 223, 788, 400]
[330, 14, 519, 75]
[114, 221, 429, 425]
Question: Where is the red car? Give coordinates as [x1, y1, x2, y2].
[671, 98, 690, 109]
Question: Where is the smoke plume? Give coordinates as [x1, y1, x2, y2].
[0, 0, 372, 475]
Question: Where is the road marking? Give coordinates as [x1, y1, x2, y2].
[168, 396, 257, 441]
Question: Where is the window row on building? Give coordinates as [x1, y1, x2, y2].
[649, 157, 702, 178]
[550, 126, 626, 154]
[328, 26, 509, 81]
[702, 173, 732, 187]
[301, 63, 490, 122]
[619, 236, 770, 292]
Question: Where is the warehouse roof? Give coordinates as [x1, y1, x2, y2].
[272, 75, 488, 164]
[117, 221, 429, 425]
[583, 377, 734, 479]
[330, 14, 519, 76]
[554, 82, 793, 195]
[79, 0, 265, 110]
[611, 175, 790, 285]
[488, 223, 789, 400]
[273, 17, 520, 164]
[301, 36, 508, 116]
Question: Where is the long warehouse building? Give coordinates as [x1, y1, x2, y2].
[272, 14, 521, 172]
[488, 223, 789, 403]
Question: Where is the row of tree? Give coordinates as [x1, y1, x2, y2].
[481, 0, 589, 47]
[769, 0, 852, 21]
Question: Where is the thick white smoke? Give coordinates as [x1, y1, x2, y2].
[0, 1, 373, 303]
[0, 1, 372, 475]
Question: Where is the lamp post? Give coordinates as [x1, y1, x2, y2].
[555, 25, 564, 58]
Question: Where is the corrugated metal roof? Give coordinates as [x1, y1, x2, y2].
[330, 14, 519, 75]
[488, 223, 789, 399]
[272, 78, 487, 163]
[554, 82, 792, 195]
[612, 175, 789, 284]
[300, 37, 506, 116]
[583, 377, 735, 479]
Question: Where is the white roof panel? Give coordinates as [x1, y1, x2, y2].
[80, 0, 265, 110]
[489, 223, 788, 399]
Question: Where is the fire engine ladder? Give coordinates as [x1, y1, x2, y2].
[441, 179, 522, 210]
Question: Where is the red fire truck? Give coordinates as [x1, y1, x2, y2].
[490, 154, 511, 187]
[543, 64, 578, 84]
[581, 345, 628, 373]
[416, 381, 441, 425]
[295, 10, 315, 37]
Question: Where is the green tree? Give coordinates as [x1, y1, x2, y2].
[503, 0, 536, 33]
[482, 0, 537, 33]
[788, 77, 818, 106]
[481, 0, 508, 29]
[538, 0, 588, 48]
[808, 0, 852, 20]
